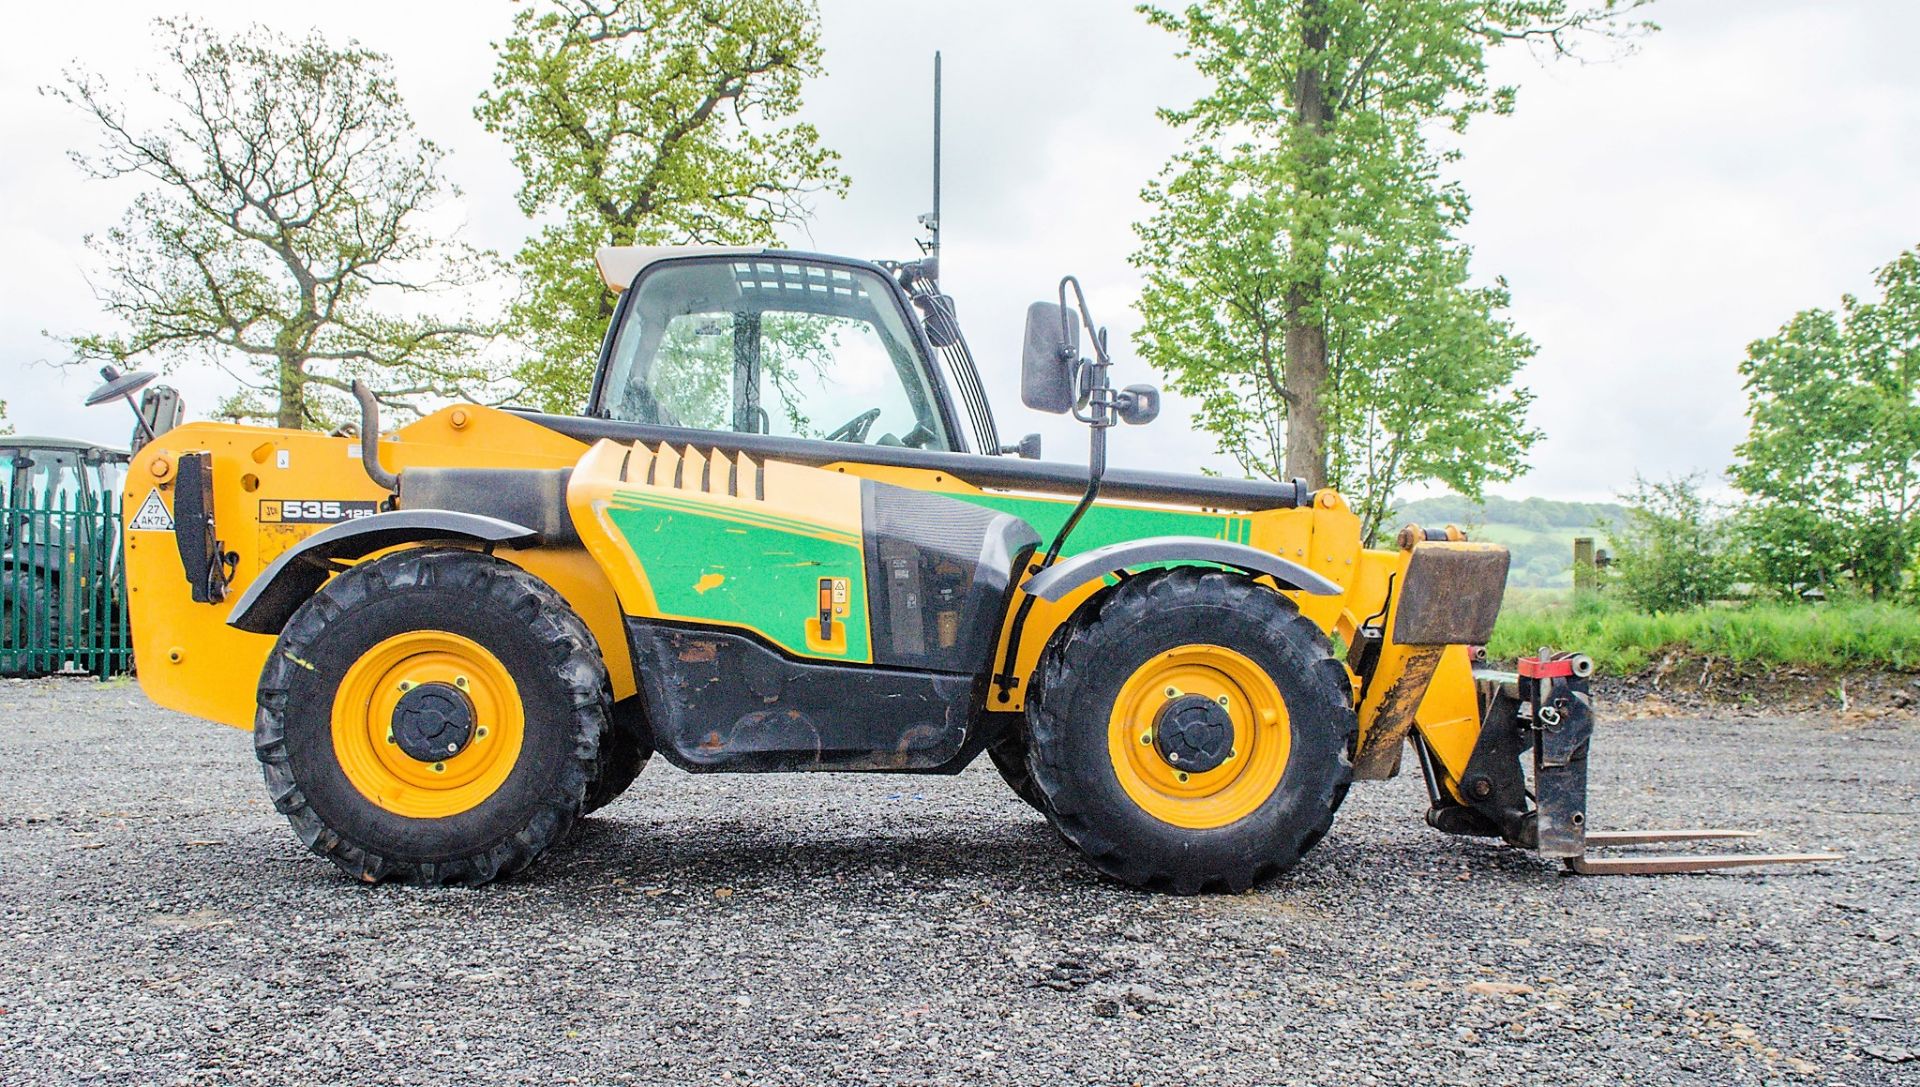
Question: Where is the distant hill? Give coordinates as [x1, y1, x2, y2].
[1394, 495, 1626, 588]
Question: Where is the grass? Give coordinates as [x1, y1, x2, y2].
[1487, 592, 1920, 674]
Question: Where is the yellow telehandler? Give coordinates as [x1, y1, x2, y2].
[91, 247, 1836, 890]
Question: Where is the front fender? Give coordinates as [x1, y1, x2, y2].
[226, 509, 538, 635]
[1019, 535, 1343, 603]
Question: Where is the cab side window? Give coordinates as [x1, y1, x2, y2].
[601, 259, 951, 451]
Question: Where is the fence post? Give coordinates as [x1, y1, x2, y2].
[1573, 536, 1597, 597]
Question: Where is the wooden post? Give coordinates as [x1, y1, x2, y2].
[1573, 536, 1596, 596]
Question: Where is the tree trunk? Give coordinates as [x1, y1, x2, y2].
[277, 357, 304, 430]
[1283, 2, 1332, 488]
[1283, 288, 1328, 488]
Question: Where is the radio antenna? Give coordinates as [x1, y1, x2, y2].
[917, 52, 942, 261]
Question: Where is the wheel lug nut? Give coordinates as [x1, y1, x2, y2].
[1216, 695, 1230, 708]
[385, 732, 396, 744]
[432, 762, 446, 773]
[1176, 771, 1190, 783]
[398, 680, 414, 692]
[1163, 686, 1179, 699]
[477, 727, 489, 739]
[1139, 732, 1153, 745]
[454, 675, 469, 690]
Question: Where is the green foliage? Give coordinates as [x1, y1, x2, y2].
[1130, 0, 1650, 540]
[1731, 246, 1920, 600]
[1399, 493, 1623, 532]
[1490, 593, 1920, 674]
[478, 0, 848, 412]
[1603, 474, 1736, 612]
[48, 20, 502, 430]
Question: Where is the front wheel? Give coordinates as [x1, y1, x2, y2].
[1026, 568, 1357, 894]
[254, 549, 609, 885]
[985, 719, 1047, 813]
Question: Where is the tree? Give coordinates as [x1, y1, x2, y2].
[1731, 246, 1920, 600]
[48, 20, 501, 431]
[1131, 0, 1652, 539]
[1604, 474, 1734, 613]
[478, 0, 848, 412]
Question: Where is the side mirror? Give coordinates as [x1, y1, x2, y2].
[1021, 301, 1079, 414]
[1115, 384, 1160, 426]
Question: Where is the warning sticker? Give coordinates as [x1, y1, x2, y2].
[129, 488, 175, 532]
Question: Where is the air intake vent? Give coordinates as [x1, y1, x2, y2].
[617, 442, 763, 500]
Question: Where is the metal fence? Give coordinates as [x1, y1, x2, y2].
[1, 489, 132, 677]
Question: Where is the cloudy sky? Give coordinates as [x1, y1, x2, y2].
[3, 0, 1916, 502]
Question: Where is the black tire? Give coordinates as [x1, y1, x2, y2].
[985, 720, 1047, 813]
[254, 548, 609, 886]
[1026, 567, 1356, 894]
[582, 696, 653, 814]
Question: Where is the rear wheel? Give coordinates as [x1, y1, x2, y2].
[254, 548, 608, 885]
[1026, 568, 1356, 894]
[582, 697, 653, 814]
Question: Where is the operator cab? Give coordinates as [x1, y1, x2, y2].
[2, 437, 127, 547]
[587, 247, 1001, 456]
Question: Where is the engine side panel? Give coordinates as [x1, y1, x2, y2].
[570, 440, 1041, 771]
[569, 439, 876, 662]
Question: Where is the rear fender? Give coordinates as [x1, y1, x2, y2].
[226, 510, 538, 635]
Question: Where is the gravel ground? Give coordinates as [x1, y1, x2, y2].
[1, 677, 1915, 1087]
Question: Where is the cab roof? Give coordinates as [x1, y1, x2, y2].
[1, 436, 128, 456]
[594, 245, 771, 293]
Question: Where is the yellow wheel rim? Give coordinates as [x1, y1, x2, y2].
[331, 630, 524, 819]
[1107, 644, 1291, 830]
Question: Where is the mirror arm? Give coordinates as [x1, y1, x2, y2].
[997, 281, 1118, 704]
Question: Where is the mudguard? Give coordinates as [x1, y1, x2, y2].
[1019, 535, 1343, 603]
[227, 509, 538, 634]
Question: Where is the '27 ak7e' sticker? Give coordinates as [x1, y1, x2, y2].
[129, 488, 175, 531]
[259, 499, 380, 524]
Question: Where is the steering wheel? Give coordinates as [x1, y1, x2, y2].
[825, 407, 883, 444]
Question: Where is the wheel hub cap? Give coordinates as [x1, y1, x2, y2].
[1154, 693, 1234, 773]
[391, 682, 476, 762]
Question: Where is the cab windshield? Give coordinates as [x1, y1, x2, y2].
[599, 258, 953, 451]
[3, 447, 93, 553]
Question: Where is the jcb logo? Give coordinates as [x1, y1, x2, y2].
[260, 499, 379, 524]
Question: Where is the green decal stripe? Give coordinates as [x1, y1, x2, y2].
[603, 500, 870, 662]
[958, 492, 1247, 557]
[608, 489, 859, 547]
[607, 488, 855, 538]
